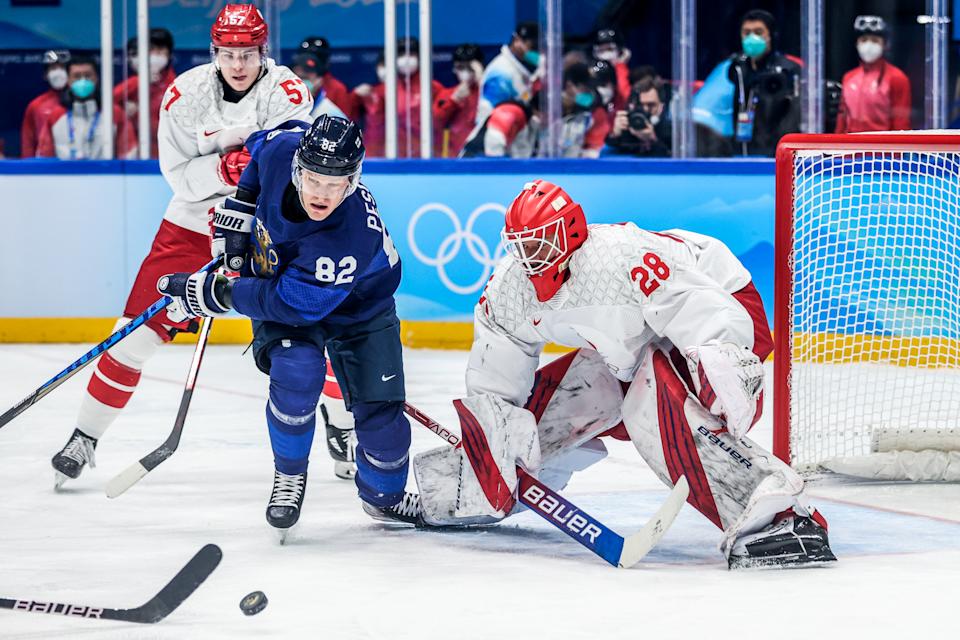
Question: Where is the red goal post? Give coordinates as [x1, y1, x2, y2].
[773, 132, 960, 479]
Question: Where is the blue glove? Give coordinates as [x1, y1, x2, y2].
[157, 271, 234, 321]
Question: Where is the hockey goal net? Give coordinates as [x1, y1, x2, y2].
[774, 132, 960, 480]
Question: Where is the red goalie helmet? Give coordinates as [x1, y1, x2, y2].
[502, 180, 589, 301]
[211, 4, 269, 48]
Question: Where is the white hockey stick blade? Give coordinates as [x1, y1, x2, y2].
[617, 476, 689, 569]
[105, 462, 149, 499]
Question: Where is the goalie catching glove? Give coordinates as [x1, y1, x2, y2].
[157, 271, 234, 322]
[686, 340, 764, 440]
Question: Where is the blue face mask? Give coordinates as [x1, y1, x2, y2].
[71, 77, 96, 100]
[742, 33, 768, 59]
[523, 50, 541, 67]
[574, 92, 595, 109]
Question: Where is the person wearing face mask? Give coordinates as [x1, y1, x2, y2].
[36, 56, 138, 160]
[475, 22, 540, 127]
[604, 77, 672, 158]
[350, 37, 443, 158]
[433, 44, 485, 157]
[297, 36, 352, 116]
[835, 16, 911, 134]
[728, 9, 801, 157]
[21, 50, 71, 157]
[113, 28, 176, 159]
[291, 49, 348, 120]
[592, 28, 631, 110]
[585, 59, 617, 146]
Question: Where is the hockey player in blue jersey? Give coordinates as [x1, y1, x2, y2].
[156, 115, 419, 539]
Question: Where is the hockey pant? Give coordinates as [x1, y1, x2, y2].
[74, 221, 208, 440]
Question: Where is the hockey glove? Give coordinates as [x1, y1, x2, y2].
[210, 195, 255, 272]
[217, 148, 251, 187]
[686, 340, 764, 441]
[157, 271, 233, 321]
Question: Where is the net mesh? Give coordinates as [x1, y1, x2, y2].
[790, 148, 960, 470]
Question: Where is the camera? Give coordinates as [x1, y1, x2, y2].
[628, 108, 650, 131]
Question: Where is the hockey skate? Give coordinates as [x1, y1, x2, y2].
[51, 428, 98, 489]
[266, 470, 307, 544]
[728, 511, 837, 569]
[362, 492, 424, 527]
[322, 404, 356, 480]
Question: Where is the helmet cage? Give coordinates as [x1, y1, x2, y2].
[501, 218, 568, 276]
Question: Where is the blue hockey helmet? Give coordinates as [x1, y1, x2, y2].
[293, 115, 364, 197]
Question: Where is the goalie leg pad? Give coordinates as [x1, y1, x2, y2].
[622, 345, 810, 552]
[414, 394, 540, 525]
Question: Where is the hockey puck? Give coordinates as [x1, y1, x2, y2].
[239, 591, 268, 616]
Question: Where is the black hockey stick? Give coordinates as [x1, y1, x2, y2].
[403, 402, 688, 568]
[106, 315, 215, 498]
[0, 543, 222, 624]
[0, 256, 222, 431]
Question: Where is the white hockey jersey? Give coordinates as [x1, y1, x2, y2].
[466, 223, 755, 407]
[157, 59, 313, 234]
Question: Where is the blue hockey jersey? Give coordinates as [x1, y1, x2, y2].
[229, 121, 401, 326]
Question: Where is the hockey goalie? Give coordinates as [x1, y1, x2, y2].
[412, 180, 837, 568]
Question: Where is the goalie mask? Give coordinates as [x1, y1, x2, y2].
[502, 180, 588, 301]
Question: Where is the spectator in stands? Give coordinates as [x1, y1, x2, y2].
[589, 58, 617, 131]
[21, 50, 71, 157]
[835, 16, 911, 133]
[350, 37, 443, 157]
[37, 55, 137, 160]
[297, 36, 352, 116]
[433, 43, 484, 157]
[728, 9, 801, 156]
[476, 21, 540, 126]
[604, 77, 672, 157]
[461, 63, 604, 158]
[291, 49, 348, 119]
[592, 28, 631, 110]
[114, 28, 175, 158]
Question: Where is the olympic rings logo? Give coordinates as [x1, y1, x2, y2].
[406, 202, 507, 295]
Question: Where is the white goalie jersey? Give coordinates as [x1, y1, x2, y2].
[466, 223, 757, 406]
[157, 59, 313, 234]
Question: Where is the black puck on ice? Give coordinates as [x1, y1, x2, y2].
[239, 590, 268, 616]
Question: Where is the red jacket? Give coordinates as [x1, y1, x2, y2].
[432, 82, 479, 158]
[350, 73, 444, 157]
[36, 101, 138, 160]
[21, 89, 64, 157]
[113, 66, 176, 158]
[836, 59, 911, 133]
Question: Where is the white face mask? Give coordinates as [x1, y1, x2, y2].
[597, 85, 614, 105]
[857, 41, 883, 64]
[375, 65, 385, 83]
[594, 46, 618, 62]
[455, 69, 474, 84]
[649, 113, 660, 126]
[149, 53, 169, 74]
[397, 55, 418, 76]
[47, 68, 68, 90]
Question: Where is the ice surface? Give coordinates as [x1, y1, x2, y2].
[0, 344, 957, 639]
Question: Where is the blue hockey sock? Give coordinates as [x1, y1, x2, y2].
[265, 341, 325, 475]
[352, 402, 411, 507]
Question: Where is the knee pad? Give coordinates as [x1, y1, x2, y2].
[107, 318, 164, 369]
[268, 341, 326, 410]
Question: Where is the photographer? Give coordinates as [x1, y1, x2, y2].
[728, 9, 800, 156]
[604, 77, 671, 157]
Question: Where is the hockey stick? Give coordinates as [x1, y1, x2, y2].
[0, 256, 223, 431]
[0, 543, 222, 624]
[106, 315, 215, 498]
[403, 402, 689, 569]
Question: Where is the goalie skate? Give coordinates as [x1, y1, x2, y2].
[728, 512, 837, 569]
[51, 428, 98, 489]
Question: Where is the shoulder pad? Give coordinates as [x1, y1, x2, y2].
[160, 63, 218, 126]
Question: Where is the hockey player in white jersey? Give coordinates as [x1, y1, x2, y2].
[49, 4, 329, 487]
[413, 180, 837, 568]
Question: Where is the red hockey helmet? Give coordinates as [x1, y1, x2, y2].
[501, 180, 588, 301]
[211, 4, 269, 48]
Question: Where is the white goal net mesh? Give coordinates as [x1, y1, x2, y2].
[788, 146, 960, 471]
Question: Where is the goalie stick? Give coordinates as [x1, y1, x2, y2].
[0, 543, 222, 624]
[403, 402, 689, 569]
[106, 315, 215, 498]
[0, 256, 222, 431]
